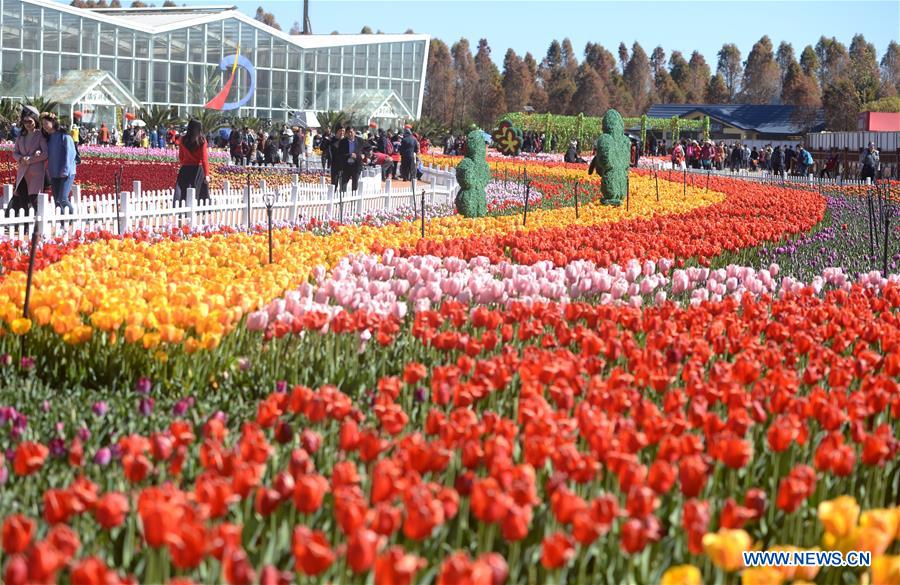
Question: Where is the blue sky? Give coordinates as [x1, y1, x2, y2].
[213, 0, 899, 66]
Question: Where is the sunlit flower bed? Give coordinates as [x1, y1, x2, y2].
[0, 161, 896, 585]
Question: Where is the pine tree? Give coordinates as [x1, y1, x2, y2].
[686, 51, 711, 103]
[451, 39, 478, 128]
[570, 64, 609, 116]
[669, 51, 691, 100]
[624, 42, 652, 113]
[524, 53, 548, 112]
[776, 41, 796, 87]
[815, 37, 850, 91]
[706, 73, 729, 103]
[823, 77, 860, 130]
[501, 49, 531, 114]
[800, 45, 819, 78]
[716, 43, 742, 101]
[618, 42, 629, 74]
[782, 61, 822, 131]
[849, 34, 881, 105]
[541, 40, 576, 114]
[741, 36, 780, 103]
[473, 39, 506, 128]
[423, 39, 454, 129]
[881, 41, 900, 97]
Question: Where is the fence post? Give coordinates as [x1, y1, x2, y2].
[71, 184, 81, 209]
[223, 179, 231, 198]
[1, 184, 11, 208]
[242, 181, 251, 228]
[260, 180, 267, 199]
[119, 191, 130, 234]
[384, 178, 391, 209]
[37, 193, 49, 236]
[326, 184, 335, 220]
[186, 187, 196, 227]
[430, 177, 436, 205]
[290, 174, 299, 223]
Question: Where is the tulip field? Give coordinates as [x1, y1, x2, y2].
[0, 156, 898, 585]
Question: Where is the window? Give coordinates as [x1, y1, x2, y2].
[153, 62, 167, 103]
[379, 45, 389, 77]
[206, 23, 222, 64]
[272, 69, 286, 107]
[153, 34, 168, 60]
[61, 55, 78, 75]
[135, 33, 150, 59]
[188, 65, 204, 103]
[288, 48, 300, 71]
[81, 55, 98, 70]
[355, 46, 367, 76]
[60, 14, 79, 53]
[390, 44, 401, 78]
[117, 60, 133, 90]
[189, 26, 204, 62]
[118, 30, 133, 59]
[257, 33, 271, 68]
[100, 57, 115, 75]
[272, 40, 286, 69]
[304, 51, 315, 72]
[42, 53, 59, 92]
[100, 24, 116, 56]
[329, 74, 340, 109]
[43, 11, 60, 53]
[170, 63, 186, 103]
[170, 29, 187, 62]
[256, 69, 270, 107]
[1, 0, 21, 50]
[134, 60, 149, 101]
[20, 51, 37, 94]
[82, 21, 98, 54]
[239, 23, 255, 52]
[342, 47, 353, 74]
[303, 73, 314, 109]
[22, 4, 39, 51]
[223, 19, 238, 56]
[329, 49, 340, 72]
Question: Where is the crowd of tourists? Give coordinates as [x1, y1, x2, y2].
[660, 138, 882, 180]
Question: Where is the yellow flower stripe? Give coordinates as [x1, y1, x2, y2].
[0, 175, 723, 348]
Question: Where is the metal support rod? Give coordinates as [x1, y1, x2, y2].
[883, 206, 891, 277]
[626, 173, 630, 211]
[267, 206, 273, 264]
[21, 214, 40, 357]
[706, 170, 710, 191]
[683, 167, 686, 197]
[523, 179, 530, 226]
[655, 169, 660, 202]
[246, 174, 251, 229]
[420, 189, 426, 239]
[574, 180, 579, 219]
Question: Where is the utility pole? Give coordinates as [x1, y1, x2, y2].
[302, 0, 312, 34]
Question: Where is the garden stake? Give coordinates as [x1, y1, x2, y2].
[626, 173, 630, 211]
[245, 174, 251, 229]
[682, 167, 686, 197]
[21, 213, 40, 357]
[421, 189, 426, 238]
[574, 180, 579, 219]
[655, 169, 659, 202]
[868, 191, 875, 262]
[882, 206, 890, 277]
[114, 166, 122, 236]
[706, 170, 710, 191]
[523, 179, 531, 226]
[264, 194, 275, 264]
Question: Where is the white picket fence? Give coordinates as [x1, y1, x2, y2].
[0, 164, 460, 240]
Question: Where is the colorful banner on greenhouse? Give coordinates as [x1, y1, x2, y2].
[205, 47, 257, 111]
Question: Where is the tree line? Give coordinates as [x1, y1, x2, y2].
[422, 35, 900, 133]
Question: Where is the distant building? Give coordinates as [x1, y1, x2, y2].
[0, 0, 429, 128]
[645, 104, 825, 142]
[858, 112, 900, 132]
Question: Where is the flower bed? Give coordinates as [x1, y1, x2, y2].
[0, 158, 896, 585]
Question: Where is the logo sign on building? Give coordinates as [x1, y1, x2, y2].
[205, 46, 257, 111]
[372, 102, 399, 119]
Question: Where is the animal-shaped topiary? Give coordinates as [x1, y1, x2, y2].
[454, 129, 490, 217]
[594, 109, 631, 206]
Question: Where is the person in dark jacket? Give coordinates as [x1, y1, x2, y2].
[729, 144, 742, 172]
[783, 146, 796, 175]
[290, 126, 304, 168]
[564, 140, 586, 163]
[174, 118, 210, 204]
[337, 127, 362, 193]
[329, 127, 344, 186]
[770, 145, 785, 177]
[399, 127, 419, 181]
[860, 143, 879, 181]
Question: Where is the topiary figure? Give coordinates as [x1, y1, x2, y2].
[455, 129, 490, 217]
[594, 109, 631, 206]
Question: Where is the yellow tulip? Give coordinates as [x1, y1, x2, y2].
[660, 565, 702, 585]
[871, 556, 900, 585]
[819, 496, 860, 539]
[10, 317, 31, 335]
[860, 509, 900, 544]
[741, 567, 784, 585]
[703, 529, 752, 572]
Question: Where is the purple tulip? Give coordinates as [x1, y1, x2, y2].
[136, 377, 152, 395]
[275, 380, 288, 393]
[138, 397, 154, 417]
[414, 387, 427, 402]
[93, 447, 112, 466]
[77, 427, 91, 442]
[172, 398, 194, 417]
[92, 401, 109, 417]
[49, 438, 67, 459]
[0, 354, 11, 367]
[237, 357, 250, 371]
[19, 357, 34, 370]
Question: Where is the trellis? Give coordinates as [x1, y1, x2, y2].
[500, 112, 710, 152]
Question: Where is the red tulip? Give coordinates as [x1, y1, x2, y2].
[2, 514, 35, 554]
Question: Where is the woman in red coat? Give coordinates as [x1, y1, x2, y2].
[174, 119, 210, 204]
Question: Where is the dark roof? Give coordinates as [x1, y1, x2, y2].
[645, 104, 824, 135]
